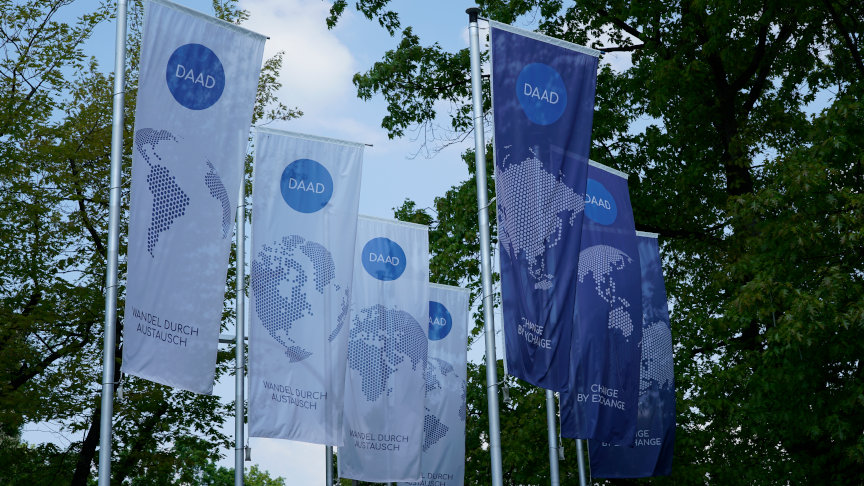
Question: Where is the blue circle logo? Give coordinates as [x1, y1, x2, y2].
[516, 63, 567, 125]
[280, 159, 334, 213]
[362, 237, 407, 281]
[428, 301, 452, 341]
[584, 178, 618, 225]
[166, 44, 225, 110]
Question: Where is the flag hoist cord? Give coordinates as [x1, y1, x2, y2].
[466, 8, 504, 486]
[98, 0, 127, 484]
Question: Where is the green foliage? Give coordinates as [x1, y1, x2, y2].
[394, 147, 496, 340]
[198, 464, 286, 486]
[0, 0, 298, 484]
[0, 439, 78, 485]
[353, 27, 474, 139]
[327, 0, 401, 35]
[342, 0, 864, 483]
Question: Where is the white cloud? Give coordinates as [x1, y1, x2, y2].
[239, 0, 357, 112]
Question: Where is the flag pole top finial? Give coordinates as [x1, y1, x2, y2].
[466, 7, 480, 23]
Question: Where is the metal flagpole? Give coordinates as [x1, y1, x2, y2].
[575, 439, 588, 486]
[545, 390, 561, 486]
[557, 391, 588, 486]
[325, 446, 333, 485]
[235, 182, 247, 486]
[466, 8, 504, 486]
[97, 0, 127, 484]
[494, 244, 511, 405]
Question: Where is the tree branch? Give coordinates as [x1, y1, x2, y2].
[7, 318, 96, 394]
[600, 43, 645, 53]
[822, 0, 864, 77]
[70, 316, 122, 485]
[595, 7, 647, 43]
[635, 221, 724, 244]
[112, 401, 172, 484]
[70, 406, 101, 486]
[68, 157, 106, 258]
[742, 20, 798, 116]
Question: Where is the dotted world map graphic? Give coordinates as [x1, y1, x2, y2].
[204, 160, 231, 238]
[135, 129, 189, 257]
[640, 320, 674, 393]
[421, 357, 466, 451]
[577, 244, 636, 337]
[251, 235, 348, 362]
[497, 154, 584, 290]
[347, 304, 427, 402]
[135, 128, 231, 257]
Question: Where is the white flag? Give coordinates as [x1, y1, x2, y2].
[400, 284, 469, 486]
[339, 216, 429, 482]
[248, 129, 363, 446]
[122, 0, 265, 394]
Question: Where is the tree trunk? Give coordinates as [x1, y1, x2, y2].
[71, 317, 122, 485]
[70, 406, 100, 486]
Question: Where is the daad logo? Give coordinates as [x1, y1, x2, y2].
[516, 63, 567, 126]
[280, 159, 334, 213]
[361, 237, 407, 281]
[166, 44, 225, 110]
[428, 301, 452, 341]
[584, 178, 618, 225]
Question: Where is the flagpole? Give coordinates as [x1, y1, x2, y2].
[545, 390, 561, 485]
[575, 439, 588, 486]
[97, 0, 127, 484]
[325, 446, 333, 485]
[235, 181, 246, 486]
[557, 391, 588, 486]
[466, 8, 504, 486]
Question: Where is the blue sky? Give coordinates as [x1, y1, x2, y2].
[53, 2, 838, 482]
[33, 1, 641, 482]
[194, 1, 474, 481]
[236, 0, 476, 220]
[35, 1, 478, 483]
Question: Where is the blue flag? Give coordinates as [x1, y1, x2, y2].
[561, 161, 641, 445]
[490, 21, 600, 392]
[589, 233, 675, 477]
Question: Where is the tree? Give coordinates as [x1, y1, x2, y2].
[0, 1, 299, 484]
[198, 463, 286, 486]
[332, 0, 864, 483]
[0, 0, 110, 439]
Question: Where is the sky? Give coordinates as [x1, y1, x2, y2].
[27, 1, 478, 484]
[29, 2, 841, 482]
[26, 1, 635, 483]
[222, 1, 473, 482]
[232, 2, 480, 481]
[239, 0, 477, 219]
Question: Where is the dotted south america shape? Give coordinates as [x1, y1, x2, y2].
[135, 128, 190, 258]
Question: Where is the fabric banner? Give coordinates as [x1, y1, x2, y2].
[561, 161, 641, 445]
[399, 284, 469, 486]
[490, 21, 600, 392]
[589, 232, 675, 477]
[339, 216, 430, 482]
[247, 129, 363, 446]
[122, 0, 265, 394]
